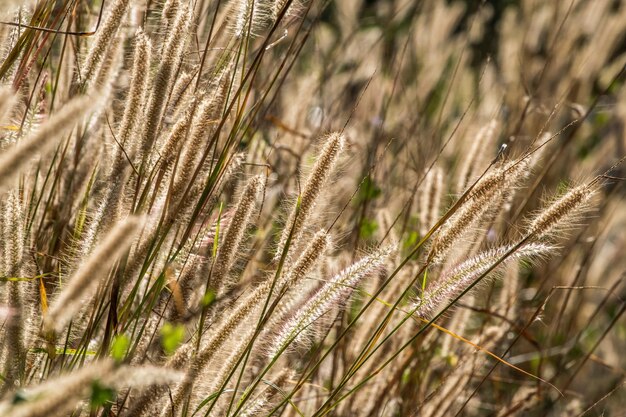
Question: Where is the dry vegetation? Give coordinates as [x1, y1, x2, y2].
[0, 0, 625, 416]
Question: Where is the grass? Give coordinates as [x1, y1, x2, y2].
[0, 0, 625, 416]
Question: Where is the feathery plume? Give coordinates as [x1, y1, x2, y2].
[138, 5, 190, 166]
[212, 175, 265, 291]
[280, 229, 331, 289]
[274, 132, 344, 260]
[269, 244, 394, 358]
[419, 166, 444, 237]
[1, 192, 25, 395]
[171, 91, 226, 201]
[118, 29, 152, 148]
[526, 184, 595, 240]
[271, 0, 301, 23]
[429, 160, 528, 263]
[169, 230, 330, 412]
[0, 360, 115, 417]
[44, 216, 143, 334]
[416, 243, 552, 318]
[99, 31, 151, 224]
[230, 0, 268, 38]
[103, 364, 184, 388]
[266, 230, 332, 326]
[238, 370, 291, 417]
[0, 85, 16, 122]
[0, 95, 96, 194]
[456, 120, 498, 193]
[80, 0, 131, 84]
[159, 99, 197, 172]
[154, 0, 180, 55]
[197, 327, 257, 412]
[167, 69, 197, 116]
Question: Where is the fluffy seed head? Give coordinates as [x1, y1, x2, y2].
[44, 216, 144, 334]
[0, 85, 16, 122]
[280, 229, 331, 289]
[527, 185, 594, 240]
[275, 132, 344, 260]
[212, 175, 265, 291]
[118, 29, 152, 148]
[456, 120, 498, 193]
[419, 166, 443, 237]
[230, 0, 269, 38]
[80, 0, 131, 84]
[138, 4, 190, 165]
[0, 95, 96, 194]
[269, 243, 394, 358]
[417, 242, 552, 318]
[0, 360, 115, 417]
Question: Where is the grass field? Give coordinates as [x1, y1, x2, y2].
[0, 0, 625, 416]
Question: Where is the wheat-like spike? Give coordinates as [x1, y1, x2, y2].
[268, 244, 394, 358]
[158, 0, 181, 48]
[230, 0, 268, 38]
[44, 216, 143, 335]
[138, 4, 190, 167]
[0, 85, 16, 122]
[161, 0, 180, 21]
[456, 120, 498, 193]
[1, 192, 25, 395]
[271, 0, 300, 22]
[170, 230, 330, 412]
[168, 316, 258, 414]
[211, 175, 264, 291]
[280, 229, 331, 289]
[2, 191, 23, 275]
[212, 230, 329, 362]
[429, 160, 528, 263]
[428, 194, 497, 264]
[102, 364, 184, 390]
[91, 33, 124, 91]
[165, 327, 257, 417]
[419, 166, 443, 237]
[0, 359, 114, 417]
[274, 132, 344, 261]
[122, 155, 245, 297]
[118, 29, 152, 148]
[99, 32, 150, 225]
[181, 151, 247, 220]
[80, 0, 130, 84]
[171, 65, 233, 202]
[526, 184, 594, 240]
[199, 327, 257, 414]
[0, 95, 96, 194]
[171, 93, 225, 201]
[167, 69, 197, 116]
[416, 243, 553, 318]
[159, 97, 198, 172]
[238, 370, 291, 417]
[266, 230, 332, 326]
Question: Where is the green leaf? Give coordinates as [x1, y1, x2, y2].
[359, 218, 378, 239]
[90, 380, 115, 410]
[202, 290, 216, 307]
[403, 231, 419, 252]
[161, 322, 185, 356]
[212, 202, 224, 258]
[111, 334, 129, 362]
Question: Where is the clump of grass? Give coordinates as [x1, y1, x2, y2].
[0, 1, 625, 416]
